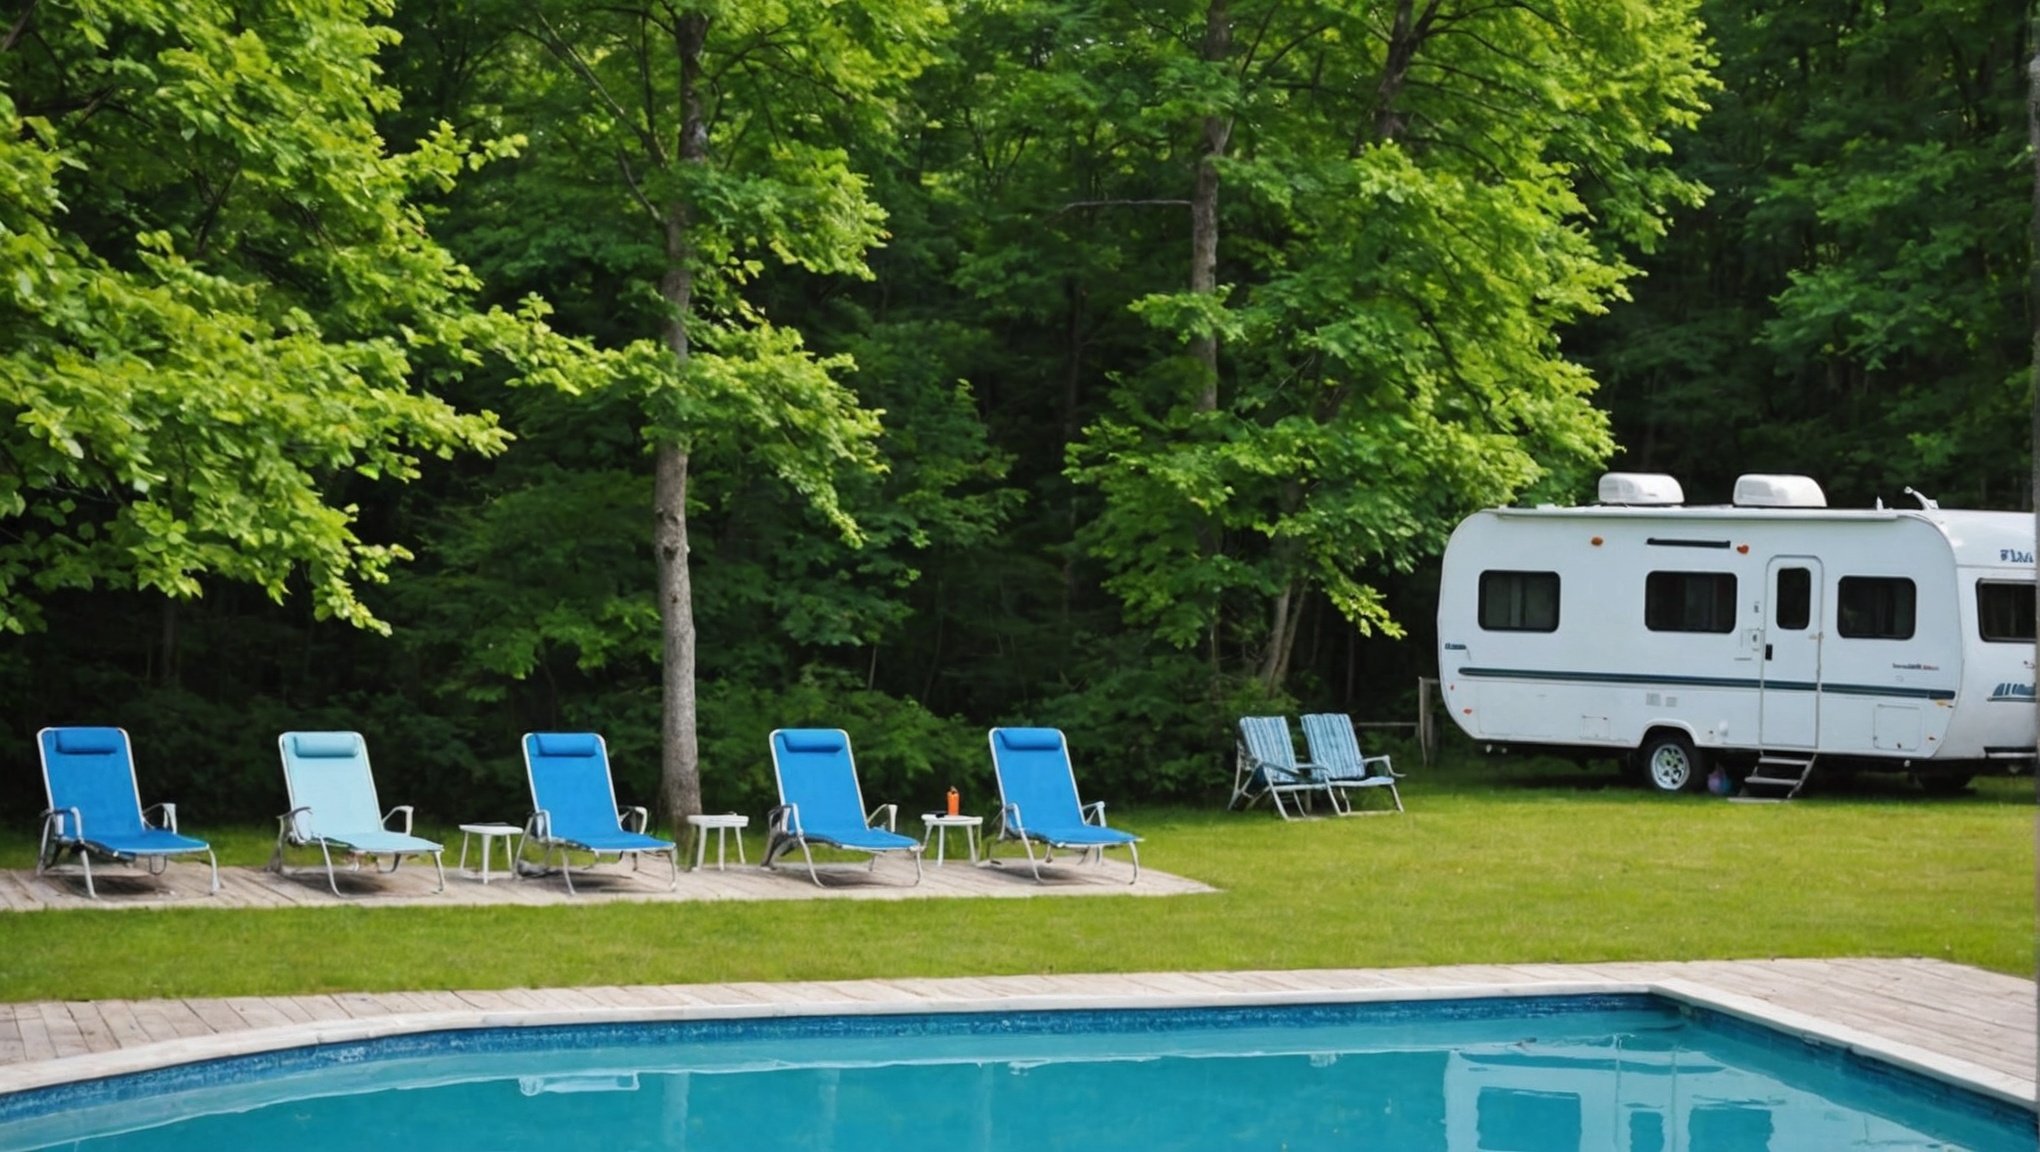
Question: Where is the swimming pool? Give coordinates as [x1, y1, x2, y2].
[0, 995, 2027, 1150]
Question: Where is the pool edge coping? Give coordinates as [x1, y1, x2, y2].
[0, 976, 2029, 1113]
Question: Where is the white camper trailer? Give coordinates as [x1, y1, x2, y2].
[1435, 473, 2035, 795]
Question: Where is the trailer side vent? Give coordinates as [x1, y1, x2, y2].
[1733, 474, 1826, 508]
[1597, 473, 1684, 506]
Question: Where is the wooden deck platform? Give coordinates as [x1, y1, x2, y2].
[0, 851, 1201, 910]
[0, 959, 2030, 1111]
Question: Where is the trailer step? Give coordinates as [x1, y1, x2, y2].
[1737, 754, 1816, 801]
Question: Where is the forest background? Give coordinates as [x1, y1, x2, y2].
[0, 0, 2028, 827]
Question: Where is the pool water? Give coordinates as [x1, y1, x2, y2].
[0, 996, 2027, 1151]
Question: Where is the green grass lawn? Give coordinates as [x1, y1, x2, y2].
[0, 757, 2028, 1003]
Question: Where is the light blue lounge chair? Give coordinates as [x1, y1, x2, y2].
[765, 728, 922, 886]
[520, 732, 678, 894]
[35, 726, 218, 899]
[273, 731, 446, 895]
[1231, 715, 1332, 820]
[1300, 713, 1405, 814]
[986, 727, 1140, 883]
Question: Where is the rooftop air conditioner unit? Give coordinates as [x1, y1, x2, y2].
[1597, 472, 1685, 506]
[1733, 474, 1826, 508]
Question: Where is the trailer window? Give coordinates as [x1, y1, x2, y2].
[1976, 581, 2035, 643]
[1479, 571, 1559, 632]
[1774, 567, 1811, 631]
[1837, 576, 1915, 640]
[1644, 571, 1736, 633]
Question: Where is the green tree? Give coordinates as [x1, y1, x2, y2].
[424, 0, 949, 821]
[1036, 0, 1712, 693]
[1586, 0, 2029, 509]
[0, 0, 574, 639]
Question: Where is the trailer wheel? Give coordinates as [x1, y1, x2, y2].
[1638, 732, 1702, 794]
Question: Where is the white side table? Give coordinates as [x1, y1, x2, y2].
[919, 814, 983, 865]
[458, 823, 522, 884]
[686, 813, 750, 871]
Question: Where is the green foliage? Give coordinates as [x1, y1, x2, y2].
[4, 0, 2017, 834]
[703, 668, 988, 819]
[1026, 634, 1301, 800]
[1055, 0, 1711, 682]
[0, 0, 597, 636]
[1582, 0, 2030, 506]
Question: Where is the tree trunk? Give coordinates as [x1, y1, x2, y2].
[1190, 0, 1231, 410]
[1193, 0, 1231, 688]
[654, 442, 699, 823]
[1258, 578, 1295, 692]
[1359, 0, 1440, 152]
[655, 13, 710, 826]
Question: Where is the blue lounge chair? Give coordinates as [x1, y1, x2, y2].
[1231, 715, 1333, 820]
[273, 731, 446, 895]
[986, 727, 1140, 883]
[35, 726, 218, 899]
[520, 732, 677, 893]
[1300, 713, 1405, 814]
[765, 728, 922, 886]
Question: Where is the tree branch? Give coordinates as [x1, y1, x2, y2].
[529, 8, 667, 166]
[1048, 198, 1193, 217]
[1, 0, 38, 55]
[615, 150, 662, 223]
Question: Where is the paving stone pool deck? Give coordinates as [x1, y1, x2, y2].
[0, 958, 2029, 1112]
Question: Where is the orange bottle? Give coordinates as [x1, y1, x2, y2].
[946, 786, 960, 817]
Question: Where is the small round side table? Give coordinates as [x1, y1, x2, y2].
[918, 813, 983, 866]
[685, 813, 750, 871]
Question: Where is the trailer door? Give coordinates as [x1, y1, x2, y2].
[1760, 558, 1822, 748]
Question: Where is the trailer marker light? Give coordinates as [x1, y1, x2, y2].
[1736, 544, 1750, 554]
[1590, 536, 1603, 547]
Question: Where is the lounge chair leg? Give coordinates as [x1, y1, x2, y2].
[799, 842, 823, 888]
[431, 851, 445, 893]
[319, 843, 341, 897]
[665, 849, 678, 891]
[204, 849, 220, 895]
[80, 851, 96, 900]
[1021, 837, 1045, 883]
[909, 847, 923, 885]
[1127, 844, 1140, 884]
[558, 846, 577, 895]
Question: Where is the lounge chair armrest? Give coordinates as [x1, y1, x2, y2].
[618, 806, 648, 833]
[768, 803, 799, 836]
[526, 810, 550, 841]
[999, 801, 1024, 835]
[1240, 746, 1307, 784]
[280, 805, 313, 841]
[41, 807, 82, 840]
[1361, 754, 1401, 778]
[866, 803, 897, 832]
[1081, 800, 1108, 827]
[142, 802, 178, 832]
[380, 805, 415, 834]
